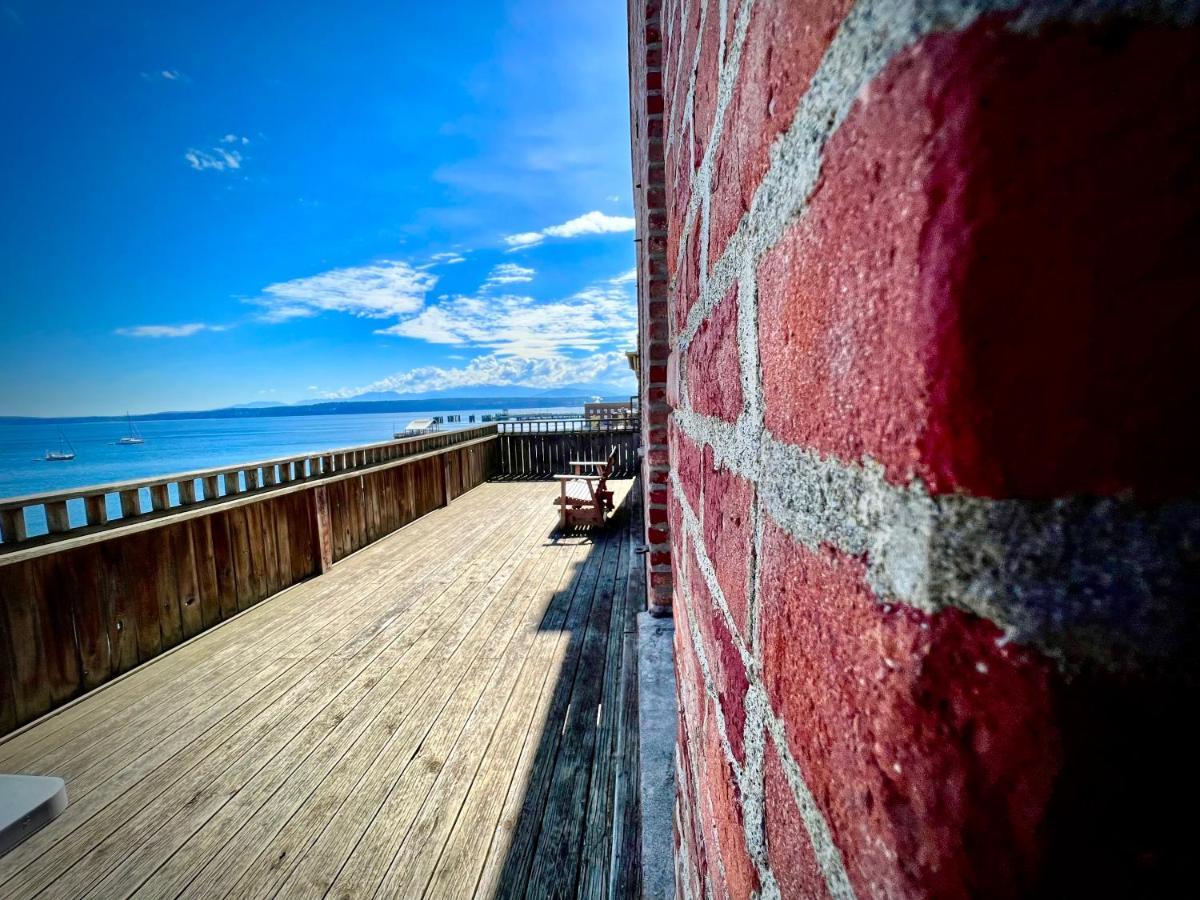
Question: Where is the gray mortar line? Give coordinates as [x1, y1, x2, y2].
[763, 700, 859, 899]
[676, 442, 857, 899]
[671, 470, 757, 675]
[666, 0, 708, 152]
[671, 0, 755, 288]
[673, 0, 1200, 353]
[674, 407, 1200, 675]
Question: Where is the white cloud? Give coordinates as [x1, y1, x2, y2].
[222, 134, 251, 145]
[185, 147, 243, 172]
[252, 260, 437, 323]
[610, 268, 637, 285]
[483, 263, 535, 287]
[430, 251, 467, 265]
[161, 69, 180, 80]
[116, 323, 226, 338]
[328, 350, 636, 398]
[374, 284, 636, 357]
[503, 231, 545, 250]
[544, 211, 635, 238]
[503, 210, 635, 251]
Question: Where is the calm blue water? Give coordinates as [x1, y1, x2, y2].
[0, 408, 575, 535]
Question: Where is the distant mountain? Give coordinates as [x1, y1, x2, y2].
[2, 385, 635, 425]
[346, 382, 632, 403]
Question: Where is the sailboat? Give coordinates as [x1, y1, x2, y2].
[116, 412, 144, 445]
[45, 432, 76, 461]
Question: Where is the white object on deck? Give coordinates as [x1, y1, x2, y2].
[0, 774, 67, 857]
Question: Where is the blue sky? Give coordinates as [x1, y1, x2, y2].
[0, 0, 637, 417]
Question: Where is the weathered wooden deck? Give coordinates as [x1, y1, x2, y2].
[0, 480, 642, 899]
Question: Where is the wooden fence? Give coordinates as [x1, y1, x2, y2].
[0, 428, 497, 736]
[495, 423, 640, 479]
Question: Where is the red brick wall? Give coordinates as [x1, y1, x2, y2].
[630, 0, 1200, 897]
[630, 0, 674, 615]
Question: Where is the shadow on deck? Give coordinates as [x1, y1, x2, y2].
[0, 480, 644, 899]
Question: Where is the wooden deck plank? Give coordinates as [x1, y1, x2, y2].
[0, 487, 521, 895]
[0, 479, 506, 770]
[142, 489, 551, 900]
[275, 503, 563, 898]
[0, 480, 644, 900]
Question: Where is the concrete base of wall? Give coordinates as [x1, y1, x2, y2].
[638, 611, 678, 900]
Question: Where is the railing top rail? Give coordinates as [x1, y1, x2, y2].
[0, 423, 498, 510]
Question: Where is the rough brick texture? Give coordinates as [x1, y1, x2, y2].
[630, 0, 674, 613]
[630, 0, 1200, 897]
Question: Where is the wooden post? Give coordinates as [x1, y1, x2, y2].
[245, 468, 260, 490]
[84, 495, 108, 526]
[45, 500, 70, 533]
[149, 483, 170, 512]
[202, 475, 220, 500]
[263, 465, 277, 487]
[1, 508, 28, 543]
[441, 454, 452, 507]
[311, 485, 334, 573]
[178, 479, 197, 505]
[224, 471, 242, 495]
[119, 489, 141, 518]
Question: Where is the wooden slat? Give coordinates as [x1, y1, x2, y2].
[0, 481, 641, 900]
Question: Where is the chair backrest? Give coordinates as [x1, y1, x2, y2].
[602, 445, 618, 478]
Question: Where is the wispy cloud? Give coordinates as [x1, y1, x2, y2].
[429, 251, 467, 265]
[142, 69, 188, 82]
[374, 283, 636, 357]
[610, 268, 637, 285]
[251, 260, 437, 323]
[327, 350, 635, 398]
[116, 323, 227, 338]
[185, 135, 250, 172]
[483, 262, 535, 287]
[503, 210, 635, 251]
[185, 148, 242, 172]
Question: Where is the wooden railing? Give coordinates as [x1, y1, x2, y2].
[496, 420, 640, 478]
[496, 417, 639, 434]
[0, 426, 498, 735]
[0, 425, 495, 548]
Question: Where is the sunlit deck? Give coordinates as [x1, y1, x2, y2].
[0, 480, 642, 899]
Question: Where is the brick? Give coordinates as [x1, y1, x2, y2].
[760, 18, 1200, 498]
[674, 214, 702, 334]
[709, 0, 854, 269]
[687, 284, 743, 422]
[764, 734, 831, 900]
[700, 696, 758, 900]
[689, 552, 748, 764]
[692, 0, 721, 169]
[701, 446, 751, 636]
[759, 518, 1064, 897]
[669, 416, 703, 511]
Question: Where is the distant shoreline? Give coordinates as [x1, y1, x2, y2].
[0, 394, 627, 425]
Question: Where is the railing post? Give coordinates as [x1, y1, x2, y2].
[311, 485, 334, 573]
[1, 508, 28, 543]
[120, 488, 141, 518]
[178, 479, 197, 505]
[84, 495, 108, 525]
[45, 500, 70, 534]
[202, 475, 220, 500]
[150, 484, 170, 512]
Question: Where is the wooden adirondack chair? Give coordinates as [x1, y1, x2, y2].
[553, 446, 618, 529]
